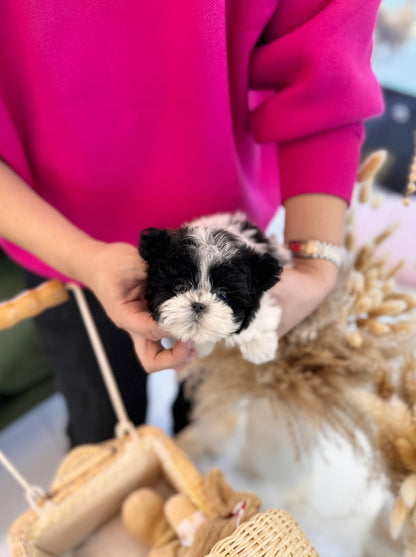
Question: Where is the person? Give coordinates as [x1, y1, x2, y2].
[0, 0, 384, 445]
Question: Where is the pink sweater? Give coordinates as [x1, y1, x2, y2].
[0, 0, 383, 281]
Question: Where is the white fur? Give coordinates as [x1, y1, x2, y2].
[158, 289, 237, 345]
[225, 291, 281, 364]
[188, 226, 239, 263]
[189, 211, 272, 255]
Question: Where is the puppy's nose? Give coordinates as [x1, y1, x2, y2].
[192, 302, 206, 314]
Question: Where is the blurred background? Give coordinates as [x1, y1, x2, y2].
[0, 2, 415, 556]
[364, 0, 416, 195]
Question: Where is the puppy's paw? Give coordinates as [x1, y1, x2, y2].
[238, 333, 278, 364]
[194, 341, 216, 358]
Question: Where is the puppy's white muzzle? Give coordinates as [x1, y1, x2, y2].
[158, 290, 238, 344]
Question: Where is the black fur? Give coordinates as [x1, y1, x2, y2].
[138, 228, 172, 264]
[209, 249, 282, 332]
[139, 227, 199, 321]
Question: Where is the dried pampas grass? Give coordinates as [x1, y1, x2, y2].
[349, 355, 416, 548]
[404, 132, 416, 205]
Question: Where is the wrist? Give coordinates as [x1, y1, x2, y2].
[290, 257, 339, 291]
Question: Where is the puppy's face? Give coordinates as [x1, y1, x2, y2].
[139, 226, 281, 344]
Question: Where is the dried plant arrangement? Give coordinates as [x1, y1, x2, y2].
[350, 355, 416, 556]
[350, 145, 416, 556]
[404, 132, 416, 206]
[179, 150, 416, 553]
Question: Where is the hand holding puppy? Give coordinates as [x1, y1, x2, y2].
[80, 241, 197, 373]
[272, 257, 339, 338]
[83, 194, 346, 371]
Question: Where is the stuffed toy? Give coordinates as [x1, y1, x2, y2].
[121, 467, 262, 557]
[122, 489, 207, 555]
[122, 487, 175, 549]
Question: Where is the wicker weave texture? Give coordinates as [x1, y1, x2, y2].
[207, 509, 319, 557]
[50, 438, 128, 496]
[8, 430, 156, 556]
[139, 425, 218, 517]
[9, 510, 38, 557]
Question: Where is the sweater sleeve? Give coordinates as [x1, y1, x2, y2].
[249, 0, 384, 204]
[0, 97, 32, 185]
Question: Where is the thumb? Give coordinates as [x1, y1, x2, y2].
[116, 304, 167, 341]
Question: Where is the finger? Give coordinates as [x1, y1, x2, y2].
[118, 307, 168, 341]
[135, 338, 196, 373]
[148, 342, 197, 373]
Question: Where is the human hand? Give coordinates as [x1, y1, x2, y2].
[80, 241, 196, 373]
[271, 257, 339, 339]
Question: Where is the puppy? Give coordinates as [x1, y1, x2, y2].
[138, 212, 283, 364]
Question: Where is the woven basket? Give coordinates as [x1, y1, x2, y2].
[1, 281, 320, 557]
[7, 424, 214, 556]
[207, 509, 319, 557]
[8, 425, 320, 557]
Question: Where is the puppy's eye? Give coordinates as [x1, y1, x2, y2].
[216, 288, 228, 301]
[173, 280, 189, 293]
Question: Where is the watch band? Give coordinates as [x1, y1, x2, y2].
[287, 240, 343, 268]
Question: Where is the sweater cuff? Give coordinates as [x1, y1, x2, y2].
[278, 124, 364, 205]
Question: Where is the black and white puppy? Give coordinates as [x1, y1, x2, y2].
[138, 212, 283, 364]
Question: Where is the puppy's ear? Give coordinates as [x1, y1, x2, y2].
[252, 253, 282, 293]
[139, 228, 172, 263]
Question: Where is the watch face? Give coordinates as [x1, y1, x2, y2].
[288, 241, 303, 253]
[288, 240, 316, 256]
